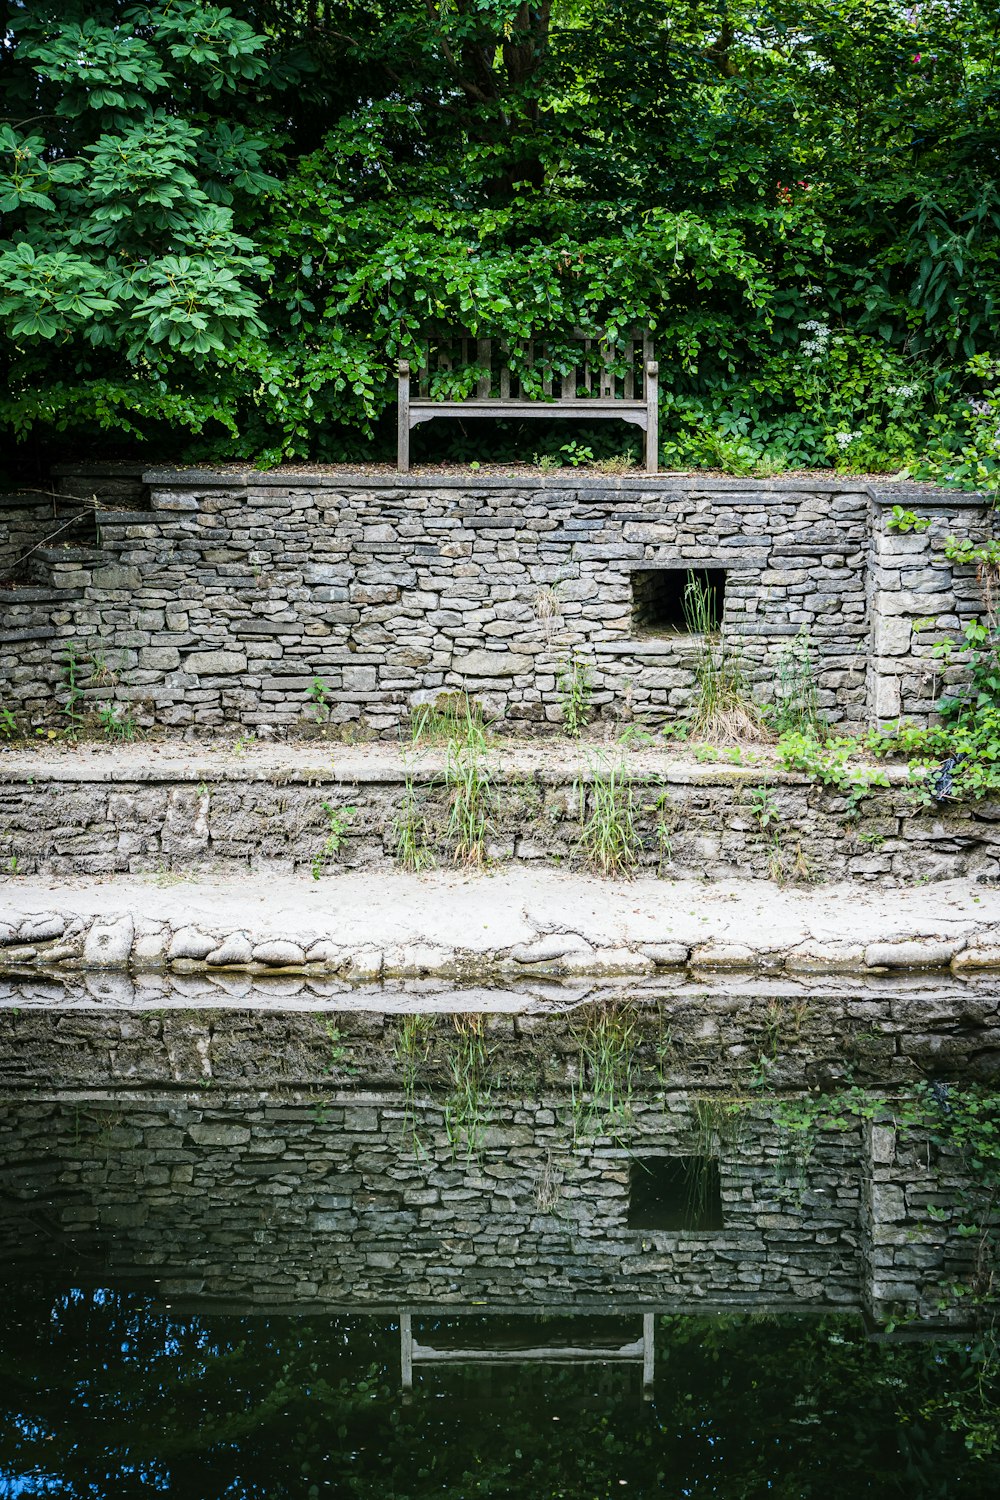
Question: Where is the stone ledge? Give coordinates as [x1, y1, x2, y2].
[1, 871, 997, 980]
[138, 467, 989, 505]
[0, 742, 906, 787]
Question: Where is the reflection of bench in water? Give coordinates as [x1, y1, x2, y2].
[399, 1311, 655, 1400]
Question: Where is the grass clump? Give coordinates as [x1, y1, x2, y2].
[682, 574, 767, 744]
[410, 691, 488, 746]
[393, 774, 435, 871]
[441, 703, 493, 866]
[575, 752, 643, 876]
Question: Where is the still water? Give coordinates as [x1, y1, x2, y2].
[1, 1295, 995, 1498]
[0, 975, 996, 1497]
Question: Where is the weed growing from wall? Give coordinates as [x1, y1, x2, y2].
[575, 753, 643, 876]
[769, 629, 823, 737]
[97, 703, 138, 742]
[557, 656, 592, 737]
[311, 800, 356, 878]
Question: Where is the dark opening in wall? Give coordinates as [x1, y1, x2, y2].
[631, 568, 727, 635]
[627, 1156, 723, 1231]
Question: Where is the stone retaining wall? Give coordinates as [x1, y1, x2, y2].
[0, 471, 991, 735]
[3, 756, 1000, 884]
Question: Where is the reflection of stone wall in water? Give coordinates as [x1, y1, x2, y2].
[0, 1094, 865, 1310]
[0, 996, 993, 1328]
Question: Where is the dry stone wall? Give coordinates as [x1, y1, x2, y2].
[1, 470, 991, 735]
[3, 756, 1000, 884]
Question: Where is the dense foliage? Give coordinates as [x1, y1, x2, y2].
[1, 1, 999, 469]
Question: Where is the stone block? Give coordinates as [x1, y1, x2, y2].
[184, 649, 247, 675]
[872, 616, 910, 656]
[140, 646, 181, 671]
[872, 674, 901, 719]
[83, 915, 134, 967]
[188, 1122, 251, 1146]
[206, 933, 253, 967]
[453, 648, 532, 677]
[169, 928, 217, 961]
[152, 490, 199, 511]
[253, 939, 306, 967]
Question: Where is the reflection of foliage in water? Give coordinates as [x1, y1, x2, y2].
[1, 1292, 998, 1490]
[393, 1014, 434, 1157]
[392, 1014, 494, 1161]
[771, 1080, 999, 1457]
[443, 1015, 494, 1162]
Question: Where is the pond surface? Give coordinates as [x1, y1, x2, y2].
[0, 978, 997, 1496]
[1, 1293, 996, 1499]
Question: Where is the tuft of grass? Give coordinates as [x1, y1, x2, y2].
[680, 575, 768, 744]
[393, 774, 435, 871]
[441, 707, 493, 866]
[575, 753, 643, 876]
[446, 740, 492, 866]
[411, 692, 488, 747]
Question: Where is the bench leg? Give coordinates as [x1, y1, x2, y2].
[397, 361, 411, 473]
[645, 361, 659, 474]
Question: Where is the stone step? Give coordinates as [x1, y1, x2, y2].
[0, 740, 991, 888]
[0, 867, 998, 981]
[36, 546, 103, 564]
[95, 510, 159, 528]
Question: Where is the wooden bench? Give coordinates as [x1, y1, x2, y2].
[397, 329, 658, 472]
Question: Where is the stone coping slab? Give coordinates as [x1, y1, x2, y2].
[2, 871, 998, 979]
[0, 740, 906, 787]
[139, 468, 987, 504]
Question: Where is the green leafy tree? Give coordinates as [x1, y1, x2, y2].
[1, 0, 999, 468]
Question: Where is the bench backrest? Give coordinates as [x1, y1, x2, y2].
[411, 326, 654, 403]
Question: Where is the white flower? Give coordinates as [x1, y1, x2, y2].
[797, 319, 831, 360]
[834, 430, 861, 449]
